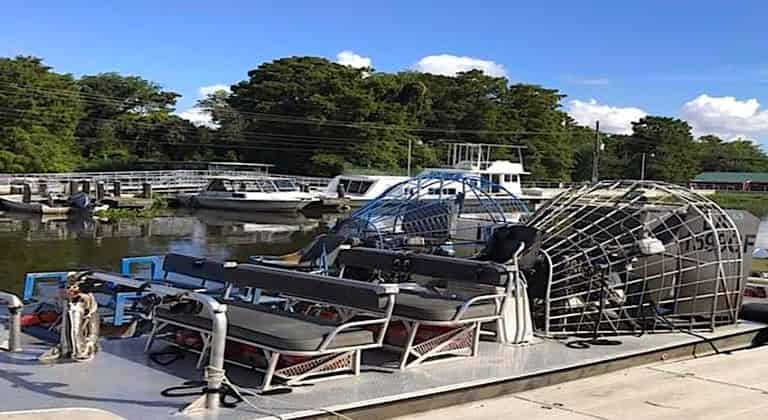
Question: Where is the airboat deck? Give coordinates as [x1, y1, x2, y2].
[0, 321, 764, 420]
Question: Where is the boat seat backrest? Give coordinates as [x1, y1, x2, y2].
[405, 253, 509, 287]
[235, 264, 393, 314]
[336, 247, 408, 272]
[161, 253, 242, 287]
[338, 247, 509, 287]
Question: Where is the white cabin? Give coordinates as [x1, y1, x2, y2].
[318, 175, 410, 207]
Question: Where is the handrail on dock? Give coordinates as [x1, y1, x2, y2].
[0, 169, 331, 195]
[0, 291, 22, 352]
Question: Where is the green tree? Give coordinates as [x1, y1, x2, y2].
[226, 57, 402, 173]
[0, 56, 84, 172]
[504, 84, 571, 180]
[696, 135, 768, 172]
[626, 117, 698, 183]
[75, 72, 183, 164]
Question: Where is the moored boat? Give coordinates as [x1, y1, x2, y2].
[186, 177, 317, 213]
[0, 197, 72, 215]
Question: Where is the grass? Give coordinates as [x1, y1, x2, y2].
[95, 197, 169, 220]
[709, 192, 768, 218]
[752, 258, 768, 273]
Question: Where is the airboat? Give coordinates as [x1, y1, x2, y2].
[1, 180, 765, 420]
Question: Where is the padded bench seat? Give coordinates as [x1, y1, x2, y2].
[394, 292, 497, 321]
[156, 302, 375, 352]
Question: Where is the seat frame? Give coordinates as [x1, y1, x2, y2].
[338, 246, 529, 369]
[145, 261, 397, 391]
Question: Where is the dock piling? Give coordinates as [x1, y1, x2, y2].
[22, 184, 32, 204]
[113, 181, 121, 197]
[96, 183, 105, 201]
[142, 182, 153, 199]
[68, 181, 78, 196]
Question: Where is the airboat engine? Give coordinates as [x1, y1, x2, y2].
[524, 180, 758, 337]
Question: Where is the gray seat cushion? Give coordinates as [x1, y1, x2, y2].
[393, 292, 498, 322]
[156, 302, 375, 352]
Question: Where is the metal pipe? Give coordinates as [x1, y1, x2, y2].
[0, 291, 23, 352]
[84, 272, 228, 412]
[204, 302, 228, 411]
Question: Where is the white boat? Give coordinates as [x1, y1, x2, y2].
[190, 177, 317, 213]
[318, 143, 533, 208]
[318, 175, 410, 208]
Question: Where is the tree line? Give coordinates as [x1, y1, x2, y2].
[1, 55, 767, 182]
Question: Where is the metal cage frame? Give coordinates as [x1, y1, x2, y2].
[526, 180, 744, 337]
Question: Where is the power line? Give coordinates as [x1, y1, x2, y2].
[0, 79, 569, 137]
[73, 136, 334, 154]
[0, 107, 367, 148]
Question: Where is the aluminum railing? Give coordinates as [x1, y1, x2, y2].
[0, 170, 331, 195]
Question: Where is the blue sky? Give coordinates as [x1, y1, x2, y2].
[3, 1, 768, 141]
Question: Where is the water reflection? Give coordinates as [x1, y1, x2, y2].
[0, 209, 335, 293]
[4, 210, 763, 296]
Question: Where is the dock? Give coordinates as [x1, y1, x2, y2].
[399, 344, 768, 420]
[0, 321, 764, 419]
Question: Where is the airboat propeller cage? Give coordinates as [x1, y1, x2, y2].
[335, 172, 529, 250]
[526, 180, 753, 336]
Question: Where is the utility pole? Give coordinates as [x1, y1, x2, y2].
[640, 152, 646, 181]
[407, 138, 413, 177]
[591, 121, 600, 183]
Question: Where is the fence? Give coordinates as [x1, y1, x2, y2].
[0, 170, 331, 195]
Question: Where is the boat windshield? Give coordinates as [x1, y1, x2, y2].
[274, 179, 298, 192]
[205, 179, 232, 192]
[255, 179, 277, 192]
[338, 179, 374, 195]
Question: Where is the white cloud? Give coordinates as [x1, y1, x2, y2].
[177, 107, 215, 128]
[336, 50, 372, 68]
[567, 99, 647, 135]
[680, 94, 768, 140]
[198, 84, 230, 97]
[177, 84, 231, 128]
[412, 54, 507, 77]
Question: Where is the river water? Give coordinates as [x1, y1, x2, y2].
[2, 209, 768, 295]
[0, 209, 341, 294]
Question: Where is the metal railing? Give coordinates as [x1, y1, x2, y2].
[0, 170, 331, 195]
[0, 291, 22, 352]
[690, 183, 768, 193]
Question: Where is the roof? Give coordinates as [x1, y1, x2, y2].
[692, 172, 768, 183]
[208, 161, 275, 168]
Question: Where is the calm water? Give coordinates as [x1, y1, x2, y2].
[0, 209, 341, 294]
[2, 209, 768, 295]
